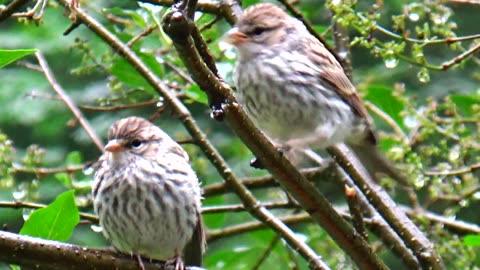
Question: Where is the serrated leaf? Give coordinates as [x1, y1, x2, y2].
[364, 85, 406, 131]
[20, 190, 79, 241]
[0, 49, 37, 68]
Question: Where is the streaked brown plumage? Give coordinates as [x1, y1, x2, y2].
[225, 3, 407, 184]
[93, 117, 204, 269]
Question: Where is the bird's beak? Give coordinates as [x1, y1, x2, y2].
[104, 139, 125, 153]
[223, 27, 248, 46]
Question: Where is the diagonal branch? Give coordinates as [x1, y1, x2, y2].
[35, 51, 104, 152]
[60, 2, 328, 269]
[0, 0, 30, 22]
[328, 144, 445, 270]
[161, 4, 388, 270]
[203, 167, 326, 197]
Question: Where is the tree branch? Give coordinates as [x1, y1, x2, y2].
[328, 144, 445, 270]
[203, 167, 327, 197]
[161, 3, 388, 270]
[60, 2, 328, 269]
[0, 230, 203, 270]
[138, 0, 241, 25]
[35, 51, 104, 153]
[0, 0, 30, 22]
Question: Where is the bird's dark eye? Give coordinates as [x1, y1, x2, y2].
[130, 139, 143, 149]
[249, 26, 268, 36]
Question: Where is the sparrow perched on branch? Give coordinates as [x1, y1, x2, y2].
[93, 117, 204, 270]
[224, 3, 407, 184]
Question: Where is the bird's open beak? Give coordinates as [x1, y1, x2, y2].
[223, 27, 248, 46]
[104, 139, 125, 153]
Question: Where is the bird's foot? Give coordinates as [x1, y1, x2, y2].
[135, 254, 146, 270]
[165, 256, 185, 270]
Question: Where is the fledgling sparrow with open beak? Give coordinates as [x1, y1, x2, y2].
[93, 117, 205, 270]
[224, 3, 407, 184]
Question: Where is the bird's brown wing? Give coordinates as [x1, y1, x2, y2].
[183, 211, 206, 266]
[308, 37, 377, 144]
[307, 37, 410, 184]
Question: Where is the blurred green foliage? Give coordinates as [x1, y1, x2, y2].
[0, 0, 479, 269]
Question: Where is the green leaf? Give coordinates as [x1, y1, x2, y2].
[464, 235, 480, 246]
[55, 172, 73, 186]
[364, 85, 406, 131]
[111, 58, 152, 90]
[378, 137, 399, 152]
[110, 52, 163, 95]
[65, 151, 83, 165]
[20, 190, 80, 241]
[242, 0, 262, 7]
[203, 196, 226, 229]
[313, 24, 329, 34]
[0, 49, 37, 68]
[184, 84, 208, 105]
[451, 94, 480, 117]
[105, 7, 147, 28]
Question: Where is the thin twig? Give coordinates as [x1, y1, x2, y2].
[11, 0, 46, 23]
[0, 201, 98, 222]
[201, 201, 299, 214]
[12, 163, 87, 175]
[364, 101, 408, 144]
[163, 61, 195, 84]
[447, 0, 480, 3]
[35, 52, 104, 152]
[79, 100, 159, 112]
[424, 184, 480, 208]
[252, 236, 280, 270]
[0, 0, 30, 22]
[3, 199, 478, 242]
[424, 163, 480, 176]
[203, 167, 327, 197]
[127, 25, 158, 47]
[198, 15, 222, 32]
[207, 213, 312, 242]
[441, 41, 480, 70]
[345, 186, 368, 241]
